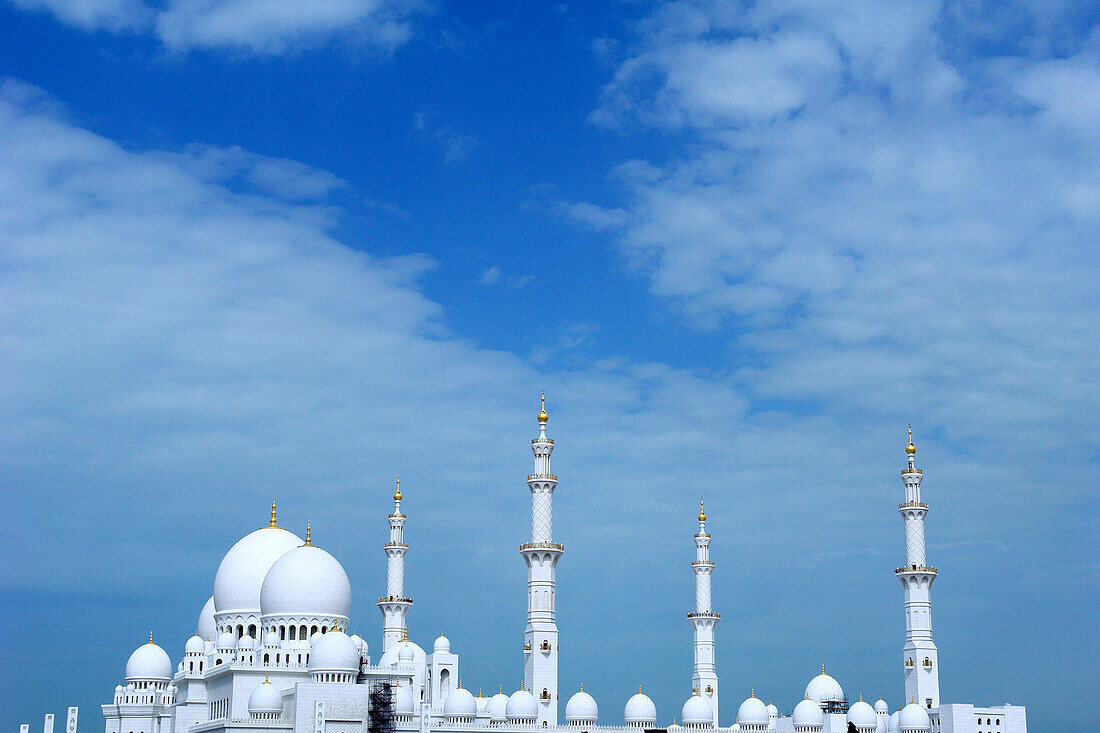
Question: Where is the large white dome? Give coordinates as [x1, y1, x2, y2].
[624, 691, 657, 724]
[444, 686, 478, 718]
[259, 543, 351, 619]
[309, 629, 359, 672]
[214, 526, 303, 616]
[488, 691, 510, 721]
[682, 693, 712, 725]
[738, 696, 769, 726]
[126, 641, 172, 681]
[507, 688, 538, 720]
[248, 679, 283, 715]
[792, 698, 824, 728]
[565, 688, 598, 723]
[805, 672, 844, 705]
[197, 596, 216, 640]
[848, 700, 878, 729]
[898, 704, 930, 732]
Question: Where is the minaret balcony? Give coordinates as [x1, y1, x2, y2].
[377, 595, 414, 604]
[895, 564, 937, 575]
[691, 560, 714, 567]
[687, 611, 721, 619]
[519, 541, 565, 551]
[384, 541, 409, 549]
[899, 501, 928, 509]
[531, 438, 554, 445]
[901, 468, 923, 475]
[527, 473, 558, 481]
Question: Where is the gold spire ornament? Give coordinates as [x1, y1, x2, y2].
[538, 391, 548, 423]
[698, 497, 706, 522]
[906, 425, 916, 455]
[148, 631, 153, 644]
[269, 495, 278, 527]
[394, 477, 402, 502]
[304, 522, 312, 546]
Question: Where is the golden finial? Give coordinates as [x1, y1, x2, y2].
[304, 522, 312, 546]
[148, 631, 153, 644]
[269, 495, 278, 527]
[459, 679, 463, 689]
[821, 663, 825, 675]
[499, 684, 503, 694]
[401, 627, 409, 642]
[264, 674, 270, 683]
[911, 697, 916, 704]
[751, 689, 755, 698]
[537, 391, 548, 423]
[520, 682, 525, 691]
[859, 693, 863, 702]
[394, 477, 402, 502]
[698, 497, 706, 522]
[906, 425, 916, 455]
[580, 683, 584, 692]
[639, 684, 643, 694]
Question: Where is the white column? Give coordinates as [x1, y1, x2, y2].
[897, 427, 940, 710]
[66, 708, 78, 733]
[43, 714, 54, 733]
[690, 500, 720, 726]
[522, 393, 563, 727]
[379, 479, 412, 654]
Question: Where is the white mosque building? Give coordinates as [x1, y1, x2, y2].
[90, 399, 1026, 733]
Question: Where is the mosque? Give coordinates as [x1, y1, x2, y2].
[95, 398, 1027, 733]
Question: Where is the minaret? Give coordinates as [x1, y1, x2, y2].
[897, 427, 940, 709]
[521, 392, 563, 726]
[378, 478, 412, 654]
[689, 498, 720, 726]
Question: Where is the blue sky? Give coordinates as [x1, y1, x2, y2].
[0, 1, 1097, 731]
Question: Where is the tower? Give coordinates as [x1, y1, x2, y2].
[521, 392, 563, 726]
[378, 478, 412, 654]
[897, 427, 940, 709]
[689, 499, 720, 726]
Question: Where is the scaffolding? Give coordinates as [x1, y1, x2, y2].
[368, 681, 397, 733]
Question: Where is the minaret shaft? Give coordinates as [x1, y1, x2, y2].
[689, 501, 720, 726]
[379, 481, 412, 654]
[897, 430, 940, 710]
[522, 394, 561, 727]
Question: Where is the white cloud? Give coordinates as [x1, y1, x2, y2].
[6, 0, 424, 54]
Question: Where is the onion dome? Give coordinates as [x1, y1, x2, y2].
[197, 596, 217, 641]
[214, 525, 302, 617]
[624, 690, 658, 725]
[507, 687, 538, 721]
[399, 644, 414, 663]
[237, 634, 256, 651]
[898, 703, 930, 732]
[125, 637, 172, 681]
[538, 392, 548, 423]
[848, 699, 878, 729]
[309, 629, 359, 673]
[248, 678, 283, 715]
[668, 722, 683, 733]
[349, 633, 366, 653]
[395, 681, 415, 715]
[792, 698, 824, 728]
[906, 426, 916, 456]
[264, 629, 279, 648]
[804, 668, 844, 705]
[434, 635, 451, 654]
[738, 695, 770, 727]
[259, 540, 351, 621]
[682, 692, 712, 726]
[216, 630, 236, 652]
[731, 723, 740, 733]
[888, 711, 901, 733]
[875, 700, 889, 714]
[768, 703, 778, 721]
[566, 686, 598, 724]
[444, 684, 478, 718]
[489, 688, 510, 722]
[378, 638, 426, 668]
[185, 635, 204, 654]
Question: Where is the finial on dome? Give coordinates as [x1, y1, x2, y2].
[264, 674, 270, 683]
[499, 684, 503, 694]
[751, 689, 755, 698]
[639, 684, 643, 694]
[821, 663, 826, 675]
[269, 495, 278, 527]
[538, 391, 548, 423]
[580, 683, 584, 692]
[401, 627, 408, 642]
[459, 679, 464, 689]
[148, 631, 153, 644]
[859, 693, 863, 702]
[906, 424, 916, 455]
[521, 681, 525, 691]
[304, 522, 312, 546]
[698, 497, 706, 522]
[394, 477, 402, 502]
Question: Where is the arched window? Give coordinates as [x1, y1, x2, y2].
[300, 624, 307, 639]
[276, 654, 281, 664]
[264, 654, 270, 664]
[237, 624, 244, 638]
[280, 626, 286, 641]
[289, 626, 297, 640]
[311, 625, 319, 636]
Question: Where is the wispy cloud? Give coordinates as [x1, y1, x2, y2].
[414, 108, 478, 163]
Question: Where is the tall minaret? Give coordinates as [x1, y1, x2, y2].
[897, 427, 940, 709]
[378, 478, 412, 654]
[689, 498, 720, 726]
[522, 392, 563, 726]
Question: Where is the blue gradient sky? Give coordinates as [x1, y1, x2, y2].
[0, 2, 1097, 732]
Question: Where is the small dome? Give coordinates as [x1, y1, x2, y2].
[197, 596, 217, 641]
[214, 526, 303, 616]
[126, 640, 172, 681]
[185, 635, 204, 654]
[309, 629, 359, 673]
[738, 696, 770, 726]
[395, 681, 415, 715]
[805, 672, 844, 705]
[259, 543, 351, 620]
[204, 639, 216, 655]
[217, 631, 236, 651]
[898, 703, 930, 732]
[349, 633, 366, 652]
[848, 700, 878, 729]
[434, 635, 451, 653]
[489, 691, 510, 721]
[566, 688, 598, 723]
[682, 693, 712, 725]
[768, 703, 778, 717]
[237, 634, 255, 651]
[248, 679, 283, 715]
[792, 698, 824, 728]
[264, 629, 280, 647]
[874, 700, 889, 714]
[668, 723, 683, 732]
[731, 723, 740, 733]
[378, 639, 426, 668]
[624, 691, 657, 724]
[115, 685, 124, 693]
[444, 686, 478, 718]
[507, 688, 538, 720]
[399, 644, 414, 663]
